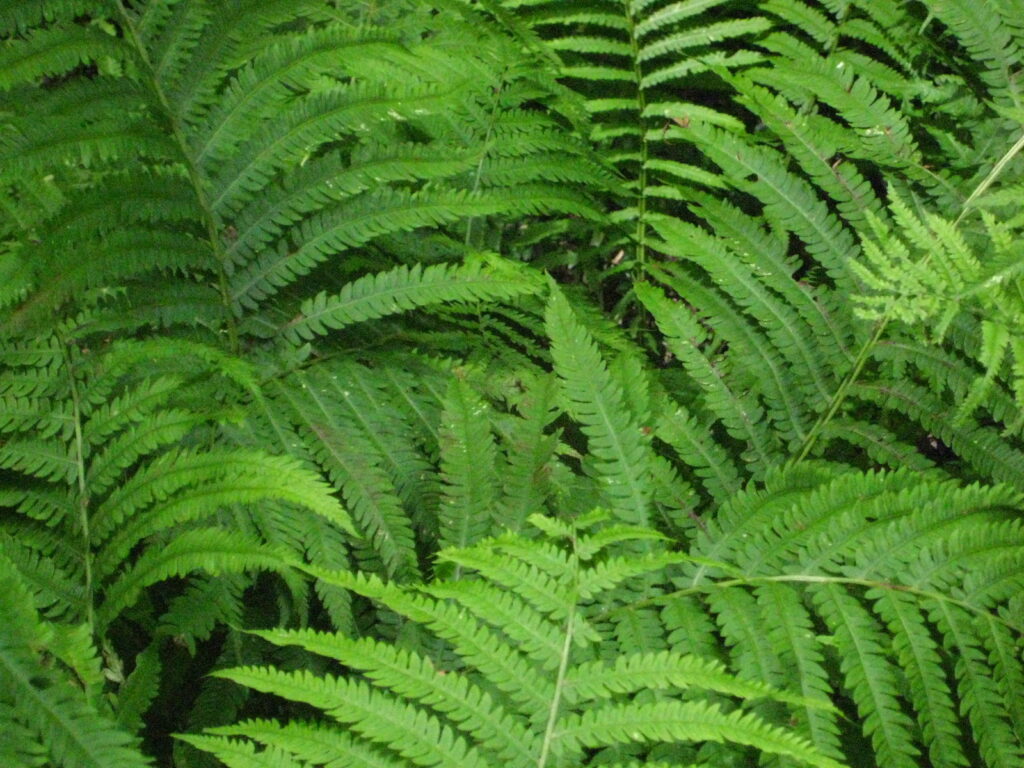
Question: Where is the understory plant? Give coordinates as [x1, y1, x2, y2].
[0, 1, 1022, 767]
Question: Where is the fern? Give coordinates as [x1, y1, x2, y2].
[3, 1, 1024, 766]
[0, 558, 151, 768]
[546, 286, 655, 525]
[185, 515, 845, 768]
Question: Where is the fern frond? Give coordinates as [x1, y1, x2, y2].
[96, 529, 297, 628]
[677, 464, 1024, 765]
[90, 448, 354, 558]
[812, 583, 920, 768]
[930, 600, 1024, 768]
[0, 25, 129, 91]
[558, 699, 844, 768]
[653, 401, 743, 503]
[677, 121, 858, 287]
[437, 377, 499, 554]
[316, 568, 556, 715]
[545, 287, 653, 524]
[922, 0, 1023, 108]
[872, 590, 969, 768]
[496, 373, 561, 531]
[651, 217, 835, 410]
[266, 370, 418, 581]
[564, 650, 807, 705]
[284, 256, 542, 342]
[250, 628, 542, 764]
[636, 280, 780, 474]
[196, 516, 845, 768]
[214, 667, 495, 768]
[0, 559, 151, 768]
[754, 582, 843, 759]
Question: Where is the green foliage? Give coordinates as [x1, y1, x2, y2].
[183, 515, 847, 768]
[1, 0, 1023, 767]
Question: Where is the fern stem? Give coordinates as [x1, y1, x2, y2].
[113, 2, 240, 354]
[955, 129, 1024, 225]
[603, 573, 1024, 635]
[793, 318, 889, 463]
[58, 334, 94, 633]
[623, 0, 648, 276]
[465, 79, 506, 248]
[536, 554, 579, 768]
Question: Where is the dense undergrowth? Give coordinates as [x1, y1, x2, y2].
[1, 1, 1023, 767]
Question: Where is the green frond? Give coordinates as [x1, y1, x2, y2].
[636, 280, 781, 474]
[86, 408, 205, 495]
[706, 587, 788, 691]
[437, 378, 499, 554]
[929, 601, 1024, 768]
[850, 379, 1024, 490]
[576, 551, 689, 598]
[725, 73, 885, 227]
[268, 371, 418, 581]
[754, 583, 842, 759]
[222, 140, 461, 239]
[284, 256, 542, 342]
[818, 418, 936, 471]
[157, 574, 247, 653]
[496, 373, 561, 531]
[114, 645, 162, 733]
[0, 25, 129, 92]
[199, 718, 408, 768]
[249, 628, 541, 765]
[752, 50, 929, 180]
[0, 560, 151, 768]
[545, 287, 653, 524]
[312, 569, 556, 715]
[812, 583, 920, 768]
[425, 580, 564, 670]
[174, 735, 303, 768]
[654, 402, 743, 503]
[435, 545, 578, 624]
[677, 121, 859, 287]
[0, 1, 110, 36]
[213, 667, 494, 768]
[871, 590, 969, 768]
[190, 30, 410, 168]
[558, 699, 845, 768]
[4, 2, 1024, 766]
[205, 81, 469, 211]
[316, 360, 438, 513]
[0, 438, 76, 482]
[564, 650, 807, 705]
[0, 531, 83, 617]
[639, 17, 772, 62]
[922, 0, 1023, 106]
[90, 448, 354, 571]
[195, 518, 848, 768]
[651, 216, 835, 408]
[228, 186, 580, 312]
[96, 528, 297, 628]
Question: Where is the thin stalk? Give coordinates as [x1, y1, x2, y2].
[599, 573, 1023, 636]
[955, 130, 1024, 225]
[623, 0, 648, 276]
[465, 80, 505, 248]
[58, 335, 94, 633]
[536, 554, 579, 768]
